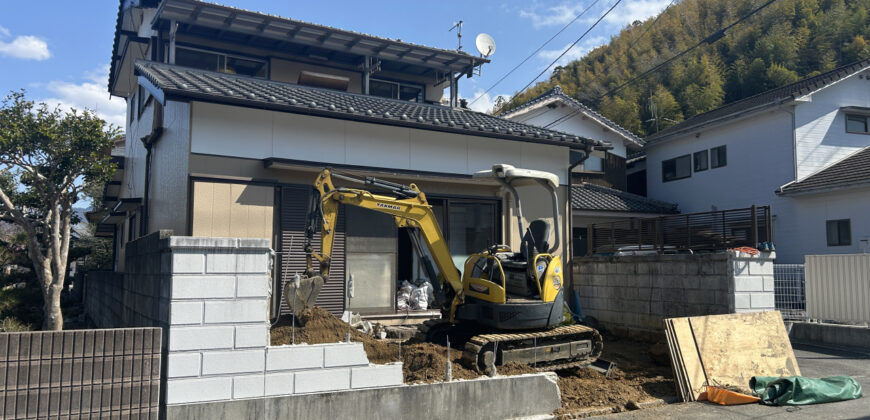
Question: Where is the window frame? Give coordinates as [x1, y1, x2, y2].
[369, 77, 425, 102]
[845, 113, 870, 134]
[174, 44, 269, 79]
[662, 154, 692, 183]
[826, 219, 852, 246]
[710, 145, 727, 169]
[693, 150, 709, 172]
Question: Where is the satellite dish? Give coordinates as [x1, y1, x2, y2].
[475, 33, 496, 58]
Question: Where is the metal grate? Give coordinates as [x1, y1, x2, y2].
[774, 264, 807, 320]
[588, 205, 772, 255]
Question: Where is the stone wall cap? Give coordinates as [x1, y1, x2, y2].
[162, 236, 272, 250]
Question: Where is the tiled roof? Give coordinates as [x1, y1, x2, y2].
[777, 145, 870, 195]
[135, 61, 610, 149]
[646, 58, 870, 145]
[571, 183, 678, 214]
[500, 86, 644, 147]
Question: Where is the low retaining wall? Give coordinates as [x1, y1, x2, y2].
[573, 250, 775, 336]
[0, 328, 161, 418]
[789, 322, 870, 349]
[164, 373, 561, 420]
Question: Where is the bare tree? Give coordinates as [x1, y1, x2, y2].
[0, 91, 118, 330]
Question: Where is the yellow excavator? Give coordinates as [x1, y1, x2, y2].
[287, 164, 602, 373]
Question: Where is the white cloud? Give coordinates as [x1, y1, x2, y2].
[462, 90, 510, 114]
[42, 65, 127, 128]
[520, 2, 589, 29]
[0, 25, 50, 61]
[538, 37, 606, 67]
[603, 0, 672, 27]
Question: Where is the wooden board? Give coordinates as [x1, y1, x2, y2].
[688, 311, 800, 394]
[670, 317, 708, 401]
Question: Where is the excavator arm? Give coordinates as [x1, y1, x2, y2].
[287, 168, 464, 315]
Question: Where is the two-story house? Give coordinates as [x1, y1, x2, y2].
[99, 0, 611, 319]
[501, 86, 678, 256]
[645, 59, 870, 263]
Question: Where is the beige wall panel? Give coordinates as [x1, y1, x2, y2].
[409, 130, 469, 174]
[273, 112, 346, 163]
[191, 102, 273, 158]
[345, 122, 411, 169]
[192, 181, 274, 242]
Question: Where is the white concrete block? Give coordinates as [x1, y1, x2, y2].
[294, 368, 350, 394]
[165, 377, 232, 404]
[172, 276, 236, 299]
[167, 352, 202, 378]
[753, 260, 774, 276]
[324, 343, 369, 367]
[734, 276, 764, 292]
[169, 326, 235, 351]
[237, 252, 269, 274]
[733, 260, 750, 276]
[762, 276, 775, 292]
[236, 275, 270, 298]
[201, 349, 266, 375]
[267, 345, 323, 371]
[235, 324, 269, 348]
[170, 301, 204, 325]
[734, 293, 751, 310]
[204, 300, 267, 324]
[750, 292, 775, 309]
[265, 372, 295, 396]
[206, 250, 237, 274]
[233, 374, 265, 399]
[172, 251, 205, 274]
[351, 364, 403, 389]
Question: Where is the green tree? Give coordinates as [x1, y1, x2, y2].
[646, 85, 683, 133]
[0, 91, 118, 330]
[766, 62, 800, 86]
[600, 95, 641, 134]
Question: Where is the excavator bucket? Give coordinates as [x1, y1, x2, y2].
[283, 274, 324, 313]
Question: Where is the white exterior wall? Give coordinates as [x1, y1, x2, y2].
[794, 70, 870, 180]
[189, 102, 570, 184]
[508, 105, 632, 158]
[782, 186, 870, 257]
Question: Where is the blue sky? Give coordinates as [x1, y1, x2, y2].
[0, 0, 671, 127]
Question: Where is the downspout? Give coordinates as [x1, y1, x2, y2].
[567, 146, 592, 285]
[139, 102, 164, 235]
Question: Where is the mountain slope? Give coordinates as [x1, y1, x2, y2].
[498, 0, 870, 137]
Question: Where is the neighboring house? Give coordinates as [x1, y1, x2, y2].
[101, 0, 611, 318]
[501, 86, 675, 255]
[645, 59, 870, 263]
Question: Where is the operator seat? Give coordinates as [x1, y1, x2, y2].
[521, 219, 551, 261]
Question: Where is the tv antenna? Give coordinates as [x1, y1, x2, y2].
[449, 20, 463, 51]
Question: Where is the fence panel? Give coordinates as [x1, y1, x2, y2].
[0, 327, 162, 419]
[774, 264, 806, 320]
[806, 254, 870, 324]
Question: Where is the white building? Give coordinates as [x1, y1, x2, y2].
[644, 59, 870, 263]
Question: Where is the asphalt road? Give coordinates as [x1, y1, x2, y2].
[607, 342, 870, 420]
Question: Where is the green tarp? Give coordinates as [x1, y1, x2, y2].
[750, 376, 863, 406]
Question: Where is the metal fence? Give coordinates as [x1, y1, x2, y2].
[806, 254, 870, 324]
[774, 264, 807, 320]
[588, 205, 772, 255]
[0, 328, 162, 419]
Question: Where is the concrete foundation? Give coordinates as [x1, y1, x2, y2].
[165, 373, 562, 420]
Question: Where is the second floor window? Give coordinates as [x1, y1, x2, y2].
[369, 78, 423, 102]
[693, 150, 708, 172]
[826, 219, 851, 246]
[175, 46, 267, 78]
[846, 114, 869, 134]
[711, 145, 727, 168]
[662, 154, 691, 182]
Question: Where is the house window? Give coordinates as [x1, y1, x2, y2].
[369, 78, 423, 102]
[711, 145, 727, 168]
[845, 114, 869, 134]
[826, 219, 851, 246]
[175, 46, 267, 78]
[693, 150, 708, 172]
[662, 154, 691, 182]
[137, 85, 152, 118]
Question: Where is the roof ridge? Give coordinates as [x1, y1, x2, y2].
[778, 143, 870, 194]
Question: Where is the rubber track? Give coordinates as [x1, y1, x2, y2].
[464, 325, 604, 372]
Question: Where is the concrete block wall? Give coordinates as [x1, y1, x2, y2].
[573, 250, 775, 336]
[93, 233, 404, 406]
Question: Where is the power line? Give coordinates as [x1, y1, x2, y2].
[626, 0, 677, 52]
[542, 0, 778, 129]
[513, 0, 624, 101]
[469, 0, 602, 106]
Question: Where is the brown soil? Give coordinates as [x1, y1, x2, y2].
[270, 308, 674, 414]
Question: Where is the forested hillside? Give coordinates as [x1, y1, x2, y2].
[497, 0, 870, 137]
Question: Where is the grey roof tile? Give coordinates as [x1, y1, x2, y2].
[572, 183, 678, 214]
[646, 58, 870, 145]
[777, 145, 870, 195]
[500, 86, 644, 147]
[135, 61, 609, 149]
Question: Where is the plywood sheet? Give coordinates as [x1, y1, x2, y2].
[689, 311, 800, 394]
[670, 317, 708, 400]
